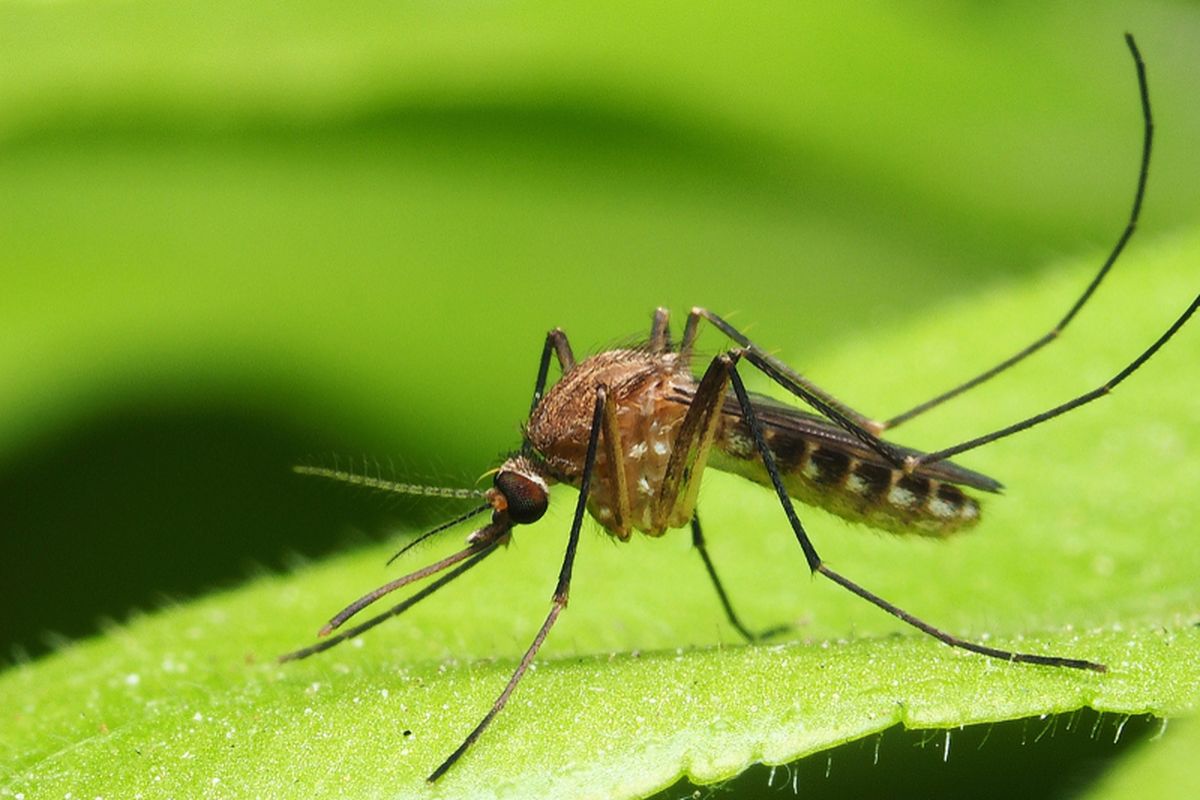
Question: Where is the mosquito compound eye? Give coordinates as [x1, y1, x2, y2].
[494, 470, 548, 525]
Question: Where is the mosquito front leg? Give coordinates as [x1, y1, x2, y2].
[427, 385, 608, 782]
[720, 349, 1107, 672]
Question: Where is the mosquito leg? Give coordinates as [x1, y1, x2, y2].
[736, 347, 913, 471]
[649, 306, 673, 353]
[655, 353, 783, 639]
[652, 344, 735, 531]
[684, 308, 974, 471]
[679, 307, 701, 365]
[697, 282, 1198, 479]
[680, 307, 877, 430]
[681, 308, 904, 464]
[691, 513, 789, 642]
[883, 34, 1152, 432]
[427, 385, 608, 782]
[720, 349, 1106, 672]
[528, 328, 576, 417]
[911, 293, 1199, 469]
[600, 382, 632, 536]
[684, 309, 970, 472]
[682, 37, 1175, 473]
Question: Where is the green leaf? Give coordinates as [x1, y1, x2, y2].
[4, 3, 1200, 799]
[3, 231, 1198, 798]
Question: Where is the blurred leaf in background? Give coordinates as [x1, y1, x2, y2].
[1, 1, 1199, 798]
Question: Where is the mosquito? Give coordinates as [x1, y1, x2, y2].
[281, 35, 1198, 782]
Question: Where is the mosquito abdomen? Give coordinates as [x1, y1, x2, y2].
[710, 422, 981, 536]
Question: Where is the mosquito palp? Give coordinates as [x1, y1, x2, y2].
[281, 34, 1196, 783]
[385, 503, 489, 566]
[278, 539, 505, 663]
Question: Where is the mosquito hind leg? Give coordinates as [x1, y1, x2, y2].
[908, 293, 1198, 468]
[679, 306, 880, 430]
[680, 37, 1187, 476]
[682, 308, 912, 470]
[881, 33, 1153, 433]
[691, 513, 789, 642]
[691, 276, 1198, 476]
[717, 349, 1107, 672]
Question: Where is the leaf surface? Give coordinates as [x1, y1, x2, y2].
[3, 234, 1198, 799]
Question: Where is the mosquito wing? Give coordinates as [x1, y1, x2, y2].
[724, 390, 1003, 492]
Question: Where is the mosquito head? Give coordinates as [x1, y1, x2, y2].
[487, 457, 550, 526]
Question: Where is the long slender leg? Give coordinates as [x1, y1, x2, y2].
[682, 309, 910, 471]
[692, 285, 1198, 474]
[682, 37, 1192, 471]
[652, 346, 734, 531]
[427, 385, 608, 782]
[683, 36, 1151, 436]
[600, 385, 632, 536]
[651, 352, 783, 637]
[909, 294, 1198, 468]
[719, 349, 1106, 672]
[527, 328, 575, 418]
[884, 33, 1153, 431]
[681, 306, 882, 434]
[649, 306, 673, 353]
[736, 346, 910, 468]
[691, 513, 788, 642]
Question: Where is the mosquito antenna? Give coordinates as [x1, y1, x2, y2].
[386, 503, 490, 566]
[293, 463, 487, 501]
[318, 523, 508, 636]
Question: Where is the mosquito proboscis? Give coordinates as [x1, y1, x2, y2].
[281, 35, 1197, 782]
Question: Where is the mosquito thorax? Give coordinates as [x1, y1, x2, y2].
[490, 461, 550, 525]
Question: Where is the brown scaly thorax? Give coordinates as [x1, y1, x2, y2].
[525, 349, 702, 539]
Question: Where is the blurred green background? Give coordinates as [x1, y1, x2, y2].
[4, 2, 1200, 797]
[1, 0, 1198, 705]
